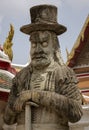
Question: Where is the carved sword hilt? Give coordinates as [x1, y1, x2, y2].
[25, 101, 39, 130]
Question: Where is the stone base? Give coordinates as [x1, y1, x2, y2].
[3, 124, 16, 130]
[1, 105, 89, 130]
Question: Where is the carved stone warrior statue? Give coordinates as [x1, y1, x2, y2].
[4, 5, 83, 130]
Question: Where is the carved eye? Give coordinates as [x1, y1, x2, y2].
[32, 43, 36, 48]
[42, 42, 48, 47]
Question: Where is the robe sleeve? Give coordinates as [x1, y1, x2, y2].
[54, 65, 83, 122]
[3, 77, 18, 125]
[4, 65, 32, 125]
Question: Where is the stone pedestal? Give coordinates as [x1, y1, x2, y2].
[1, 105, 89, 130]
[3, 124, 16, 130]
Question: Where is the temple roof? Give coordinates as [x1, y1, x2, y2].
[66, 15, 89, 68]
[0, 54, 16, 75]
[0, 69, 14, 91]
[0, 44, 16, 95]
[66, 15, 89, 104]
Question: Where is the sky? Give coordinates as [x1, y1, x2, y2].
[0, 0, 89, 65]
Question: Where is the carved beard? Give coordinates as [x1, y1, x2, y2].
[31, 53, 51, 69]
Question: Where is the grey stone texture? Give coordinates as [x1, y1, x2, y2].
[3, 4, 83, 130]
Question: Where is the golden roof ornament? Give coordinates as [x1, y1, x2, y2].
[3, 24, 14, 61]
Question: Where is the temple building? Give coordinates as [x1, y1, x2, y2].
[66, 15, 89, 103]
[0, 47, 17, 129]
[0, 25, 17, 130]
[66, 15, 89, 130]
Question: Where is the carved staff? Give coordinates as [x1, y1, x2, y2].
[25, 101, 38, 130]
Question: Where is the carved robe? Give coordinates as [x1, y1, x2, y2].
[4, 62, 83, 130]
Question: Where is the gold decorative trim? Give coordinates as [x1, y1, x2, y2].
[66, 15, 89, 66]
[3, 24, 14, 61]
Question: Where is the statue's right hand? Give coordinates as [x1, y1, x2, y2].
[13, 97, 25, 112]
[13, 90, 32, 112]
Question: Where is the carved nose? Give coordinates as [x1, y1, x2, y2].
[35, 44, 42, 53]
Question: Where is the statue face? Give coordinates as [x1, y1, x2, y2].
[30, 31, 54, 69]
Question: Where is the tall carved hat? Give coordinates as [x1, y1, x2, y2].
[20, 4, 67, 35]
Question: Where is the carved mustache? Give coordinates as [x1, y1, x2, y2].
[32, 52, 48, 60]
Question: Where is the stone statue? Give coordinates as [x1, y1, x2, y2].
[3, 5, 83, 130]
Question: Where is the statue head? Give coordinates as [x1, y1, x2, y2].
[20, 4, 67, 69]
[29, 31, 64, 69]
[30, 31, 55, 69]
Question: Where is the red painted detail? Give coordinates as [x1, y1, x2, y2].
[77, 73, 89, 77]
[0, 91, 9, 102]
[0, 60, 17, 75]
[8, 66, 17, 75]
[81, 90, 89, 93]
[68, 23, 89, 67]
[0, 60, 10, 70]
